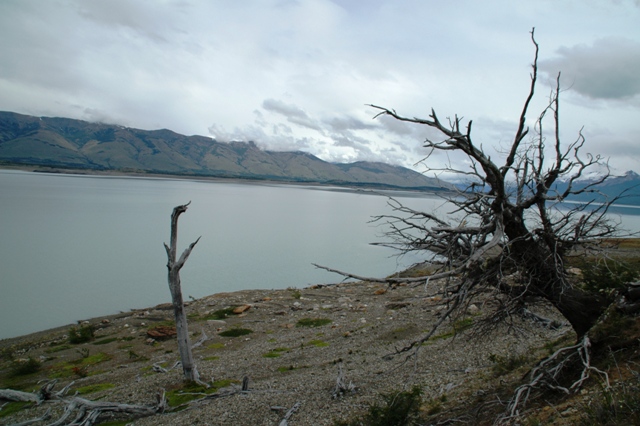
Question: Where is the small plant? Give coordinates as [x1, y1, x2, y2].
[219, 328, 253, 337]
[335, 386, 423, 426]
[72, 365, 89, 378]
[10, 357, 41, 376]
[68, 324, 95, 344]
[296, 318, 332, 328]
[309, 339, 329, 347]
[290, 289, 302, 299]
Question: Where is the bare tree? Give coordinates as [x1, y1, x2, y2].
[164, 202, 201, 383]
[319, 28, 629, 348]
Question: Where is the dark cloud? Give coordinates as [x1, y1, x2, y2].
[262, 98, 323, 132]
[540, 38, 640, 100]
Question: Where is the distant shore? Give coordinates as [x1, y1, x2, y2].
[0, 164, 453, 196]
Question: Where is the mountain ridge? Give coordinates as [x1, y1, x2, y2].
[0, 111, 452, 191]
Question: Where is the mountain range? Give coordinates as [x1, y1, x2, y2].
[0, 111, 637, 205]
[0, 111, 451, 191]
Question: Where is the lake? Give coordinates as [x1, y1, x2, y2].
[1, 170, 638, 339]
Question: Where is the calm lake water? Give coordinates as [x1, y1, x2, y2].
[1, 170, 638, 339]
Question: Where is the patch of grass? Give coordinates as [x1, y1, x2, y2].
[93, 337, 119, 345]
[76, 382, 116, 394]
[0, 401, 32, 418]
[334, 385, 423, 426]
[68, 324, 95, 344]
[219, 328, 253, 337]
[309, 339, 329, 347]
[45, 344, 71, 354]
[263, 347, 289, 358]
[49, 352, 112, 379]
[290, 289, 302, 299]
[166, 379, 234, 407]
[206, 342, 225, 349]
[277, 365, 297, 373]
[203, 356, 219, 361]
[296, 318, 332, 328]
[202, 307, 239, 320]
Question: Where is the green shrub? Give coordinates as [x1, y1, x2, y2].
[581, 259, 639, 297]
[219, 328, 253, 337]
[335, 386, 423, 426]
[10, 357, 41, 376]
[296, 318, 332, 328]
[68, 324, 95, 344]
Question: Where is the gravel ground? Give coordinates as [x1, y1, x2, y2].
[1, 279, 567, 425]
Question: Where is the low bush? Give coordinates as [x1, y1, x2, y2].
[68, 324, 95, 344]
[10, 357, 41, 376]
[335, 386, 423, 426]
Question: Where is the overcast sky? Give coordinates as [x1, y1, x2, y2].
[1, 0, 639, 178]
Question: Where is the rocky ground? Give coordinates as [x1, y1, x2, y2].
[1, 274, 581, 426]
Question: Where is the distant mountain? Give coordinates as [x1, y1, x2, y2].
[0, 111, 453, 191]
[560, 170, 640, 206]
[454, 171, 640, 206]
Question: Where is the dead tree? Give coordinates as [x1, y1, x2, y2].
[316, 30, 633, 413]
[164, 202, 202, 383]
[320, 28, 624, 343]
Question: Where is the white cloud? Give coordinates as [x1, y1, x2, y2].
[1, 0, 639, 174]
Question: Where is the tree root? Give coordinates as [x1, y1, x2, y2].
[499, 335, 609, 423]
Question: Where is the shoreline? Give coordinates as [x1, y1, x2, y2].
[0, 164, 453, 197]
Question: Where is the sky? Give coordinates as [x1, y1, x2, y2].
[1, 0, 639, 180]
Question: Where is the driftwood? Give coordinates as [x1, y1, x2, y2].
[0, 381, 166, 426]
[332, 362, 356, 399]
[163, 202, 202, 383]
[279, 401, 301, 426]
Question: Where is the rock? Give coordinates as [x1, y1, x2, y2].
[233, 305, 251, 314]
[146, 325, 177, 340]
[374, 288, 387, 295]
[467, 304, 480, 315]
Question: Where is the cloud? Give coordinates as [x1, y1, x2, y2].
[540, 38, 640, 100]
[262, 99, 324, 132]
